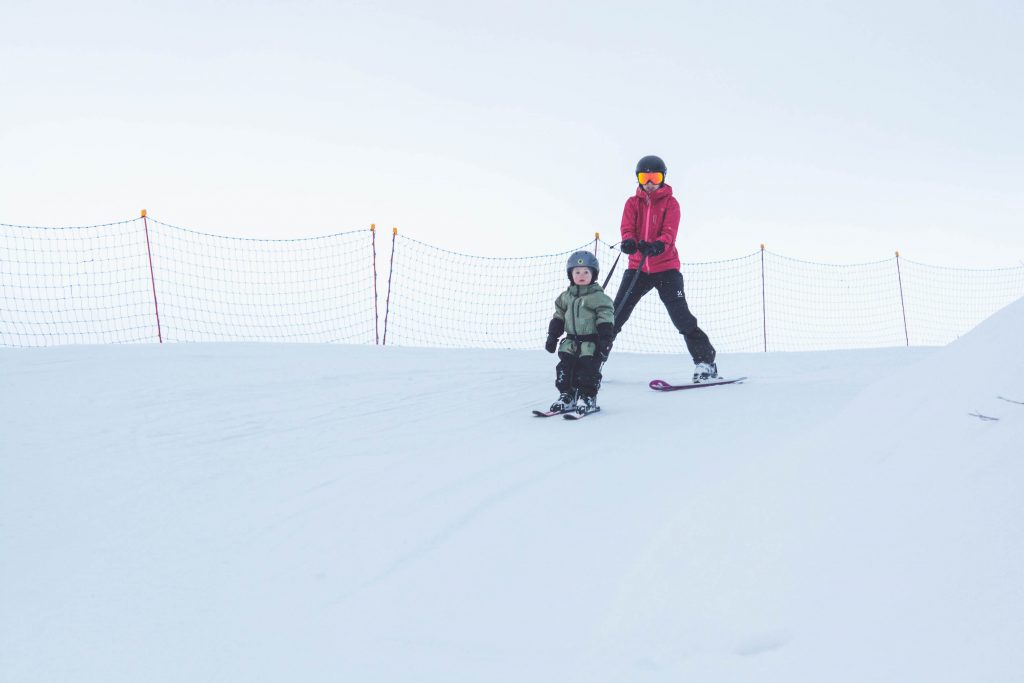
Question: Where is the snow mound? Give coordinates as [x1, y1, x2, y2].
[623, 296, 1024, 681]
[1, 299, 1021, 682]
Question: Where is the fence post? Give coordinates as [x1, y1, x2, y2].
[371, 224, 379, 345]
[895, 250, 909, 346]
[141, 209, 163, 343]
[760, 243, 767, 352]
[382, 228, 398, 346]
[593, 231, 600, 255]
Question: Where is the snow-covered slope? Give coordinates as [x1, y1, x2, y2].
[2, 300, 1022, 682]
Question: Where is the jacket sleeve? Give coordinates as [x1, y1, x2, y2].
[594, 292, 615, 327]
[656, 196, 681, 246]
[553, 291, 567, 320]
[620, 197, 638, 241]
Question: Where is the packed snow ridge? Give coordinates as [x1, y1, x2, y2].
[2, 298, 1022, 683]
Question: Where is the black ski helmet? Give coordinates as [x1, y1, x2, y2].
[566, 250, 599, 282]
[635, 155, 667, 176]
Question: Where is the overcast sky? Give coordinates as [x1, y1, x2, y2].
[2, 0, 1021, 266]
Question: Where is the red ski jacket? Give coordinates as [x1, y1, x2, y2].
[619, 183, 681, 273]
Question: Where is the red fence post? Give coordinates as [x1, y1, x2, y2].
[896, 250, 909, 346]
[382, 228, 398, 346]
[141, 209, 163, 343]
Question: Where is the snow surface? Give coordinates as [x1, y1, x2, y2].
[2, 298, 1023, 683]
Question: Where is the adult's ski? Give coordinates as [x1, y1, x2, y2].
[649, 377, 748, 391]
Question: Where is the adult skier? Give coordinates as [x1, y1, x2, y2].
[613, 155, 718, 382]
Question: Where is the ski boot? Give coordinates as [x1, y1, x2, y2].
[573, 394, 598, 416]
[693, 361, 718, 383]
[550, 391, 577, 413]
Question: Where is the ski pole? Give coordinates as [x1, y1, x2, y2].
[599, 253, 647, 372]
[601, 248, 622, 290]
[613, 253, 647, 319]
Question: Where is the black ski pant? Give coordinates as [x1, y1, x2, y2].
[612, 268, 716, 364]
[555, 352, 602, 399]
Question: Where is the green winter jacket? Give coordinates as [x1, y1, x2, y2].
[552, 282, 615, 357]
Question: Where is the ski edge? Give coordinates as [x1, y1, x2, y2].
[649, 376, 748, 391]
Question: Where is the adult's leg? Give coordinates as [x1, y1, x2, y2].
[653, 270, 716, 364]
[611, 270, 654, 336]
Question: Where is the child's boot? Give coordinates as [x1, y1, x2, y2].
[550, 391, 577, 413]
[574, 393, 598, 416]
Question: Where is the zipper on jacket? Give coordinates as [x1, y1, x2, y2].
[642, 195, 652, 273]
[570, 287, 583, 356]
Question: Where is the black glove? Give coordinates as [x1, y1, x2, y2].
[596, 323, 614, 362]
[620, 238, 638, 255]
[545, 317, 565, 354]
[639, 240, 666, 256]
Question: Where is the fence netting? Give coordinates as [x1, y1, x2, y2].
[0, 219, 155, 345]
[762, 252, 908, 352]
[899, 260, 1024, 347]
[146, 220, 376, 344]
[381, 235, 574, 349]
[2, 217, 1023, 352]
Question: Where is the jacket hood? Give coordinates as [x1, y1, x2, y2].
[568, 282, 605, 296]
[634, 182, 674, 201]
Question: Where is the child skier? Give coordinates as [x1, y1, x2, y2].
[544, 251, 615, 416]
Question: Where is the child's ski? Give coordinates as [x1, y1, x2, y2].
[649, 377, 747, 391]
[532, 409, 567, 417]
[563, 406, 601, 420]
